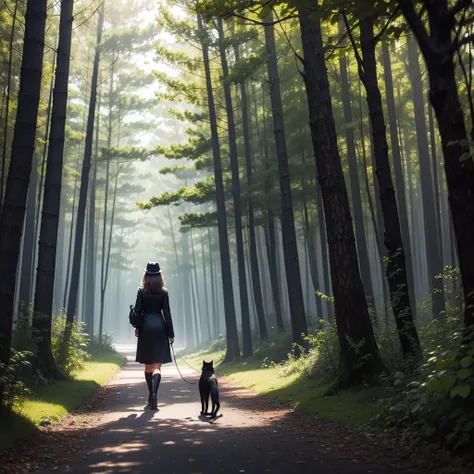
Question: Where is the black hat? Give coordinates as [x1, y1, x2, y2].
[145, 262, 162, 275]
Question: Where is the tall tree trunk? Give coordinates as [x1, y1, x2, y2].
[190, 229, 202, 345]
[84, 94, 100, 335]
[235, 43, 268, 341]
[0, 0, 48, 406]
[400, 1, 474, 332]
[298, 3, 384, 388]
[99, 57, 116, 344]
[53, 205, 66, 314]
[347, 12, 421, 357]
[208, 228, 218, 338]
[63, 154, 81, 307]
[64, 62, 89, 311]
[217, 18, 252, 357]
[182, 228, 194, 348]
[33, 53, 56, 292]
[407, 36, 445, 317]
[381, 33, 417, 321]
[315, 180, 332, 321]
[0, 88, 6, 177]
[339, 33, 376, 314]
[201, 228, 212, 341]
[264, 11, 307, 347]
[399, 117, 420, 297]
[361, 76, 389, 321]
[0, 0, 19, 212]
[99, 162, 119, 343]
[198, 14, 240, 360]
[301, 153, 323, 321]
[18, 155, 38, 312]
[427, 100, 444, 262]
[254, 85, 284, 330]
[63, 2, 105, 356]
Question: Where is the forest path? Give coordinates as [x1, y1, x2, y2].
[6, 347, 429, 473]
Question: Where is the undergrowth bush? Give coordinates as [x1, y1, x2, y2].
[2, 309, 93, 412]
[51, 313, 90, 375]
[97, 333, 114, 352]
[0, 349, 34, 413]
[208, 334, 227, 353]
[376, 266, 472, 452]
[278, 319, 339, 382]
[380, 331, 474, 452]
[260, 267, 472, 454]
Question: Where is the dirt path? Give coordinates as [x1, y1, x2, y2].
[1, 349, 445, 473]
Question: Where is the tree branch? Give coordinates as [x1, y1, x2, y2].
[398, 0, 435, 58]
[450, 0, 472, 19]
[340, 10, 365, 81]
[373, 6, 402, 44]
[453, 6, 469, 51]
[324, 25, 351, 61]
[456, 32, 474, 49]
[230, 11, 298, 26]
[272, 7, 304, 63]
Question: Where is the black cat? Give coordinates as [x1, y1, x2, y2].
[199, 360, 220, 418]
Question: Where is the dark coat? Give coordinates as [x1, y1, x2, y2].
[134, 288, 175, 364]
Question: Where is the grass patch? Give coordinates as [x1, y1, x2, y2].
[0, 347, 125, 452]
[183, 334, 381, 427]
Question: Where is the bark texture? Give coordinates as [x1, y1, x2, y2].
[0, 0, 48, 402]
[299, 4, 384, 388]
[264, 11, 307, 347]
[356, 13, 421, 358]
[198, 14, 240, 360]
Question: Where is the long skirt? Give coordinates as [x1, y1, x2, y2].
[135, 313, 172, 364]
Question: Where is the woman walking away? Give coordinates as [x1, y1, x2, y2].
[134, 262, 175, 410]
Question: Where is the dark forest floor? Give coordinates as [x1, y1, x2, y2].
[0, 349, 467, 474]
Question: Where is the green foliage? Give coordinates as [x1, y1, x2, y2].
[179, 211, 218, 227]
[208, 334, 227, 352]
[380, 322, 474, 452]
[51, 315, 90, 376]
[138, 177, 219, 209]
[0, 350, 34, 413]
[227, 51, 266, 84]
[96, 333, 114, 352]
[156, 43, 201, 72]
[156, 137, 211, 161]
[155, 71, 202, 104]
[275, 320, 340, 381]
[159, 165, 189, 175]
[100, 146, 152, 162]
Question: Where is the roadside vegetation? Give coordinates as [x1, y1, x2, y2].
[0, 312, 124, 452]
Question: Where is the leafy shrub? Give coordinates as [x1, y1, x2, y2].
[98, 333, 114, 352]
[280, 320, 339, 381]
[209, 333, 226, 352]
[51, 313, 90, 376]
[380, 329, 474, 452]
[0, 349, 34, 412]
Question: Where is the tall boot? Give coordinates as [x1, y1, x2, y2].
[151, 372, 161, 410]
[145, 372, 153, 406]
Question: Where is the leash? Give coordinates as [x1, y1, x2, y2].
[170, 343, 198, 385]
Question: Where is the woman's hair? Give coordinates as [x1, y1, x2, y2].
[140, 272, 166, 294]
